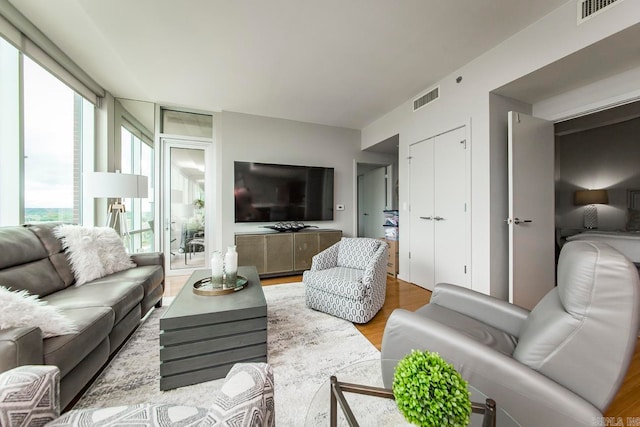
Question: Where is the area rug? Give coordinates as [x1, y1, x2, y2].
[73, 282, 380, 425]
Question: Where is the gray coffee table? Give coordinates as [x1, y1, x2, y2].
[159, 266, 267, 390]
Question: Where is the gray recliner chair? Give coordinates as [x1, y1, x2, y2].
[381, 241, 640, 427]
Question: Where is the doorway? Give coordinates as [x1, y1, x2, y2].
[162, 138, 213, 275]
[357, 163, 393, 238]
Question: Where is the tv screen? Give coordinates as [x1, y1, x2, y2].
[234, 161, 334, 223]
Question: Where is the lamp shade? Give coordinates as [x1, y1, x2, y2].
[574, 189, 608, 206]
[84, 172, 148, 198]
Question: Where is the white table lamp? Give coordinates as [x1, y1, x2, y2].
[574, 189, 609, 229]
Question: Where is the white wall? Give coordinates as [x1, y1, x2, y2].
[218, 111, 394, 250]
[361, 1, 640, 295]
[556, 118, 640, 231]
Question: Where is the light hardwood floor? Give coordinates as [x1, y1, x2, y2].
[163, 273, 640, 418]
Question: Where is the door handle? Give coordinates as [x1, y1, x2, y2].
[513, 217, 532, 224]
[419, 216, 433, 220]
[363, 213, 369, 216]
[434, 216, 444, 221]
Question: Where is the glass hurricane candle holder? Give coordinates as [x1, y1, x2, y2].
[210, 251, 223, 286]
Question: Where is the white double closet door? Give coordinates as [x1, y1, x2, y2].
[409, 126, 468, 291]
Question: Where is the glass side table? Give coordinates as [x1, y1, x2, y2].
[305, 359, 520, 427]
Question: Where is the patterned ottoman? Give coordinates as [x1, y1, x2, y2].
[0, 363, 274, 427]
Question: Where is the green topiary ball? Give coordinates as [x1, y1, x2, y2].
[392, 350, 471, 427]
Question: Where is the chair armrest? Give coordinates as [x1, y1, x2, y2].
[381, 309, 600, 426]
[210, 363, 275, 427]
[130, 252, 165, 268]
[431, 283, 530, 337]
[364, 243, 389, 280]
[363, 244, 388, 284]
[0, 365, 60, 425]
[0, 327, 43, 373]
[310, 242, 340, 271]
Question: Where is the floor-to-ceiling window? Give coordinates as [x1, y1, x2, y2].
[121, 125, 154, 252]
[0, 36, 95, 226]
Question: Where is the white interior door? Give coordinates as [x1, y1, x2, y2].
[434, 127, 468, 287]
[409, 138, 435, 289]
[361, 167, 387, 238]
[508, 111, 555, 310]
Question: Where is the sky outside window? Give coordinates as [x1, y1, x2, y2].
[23, 56, 75, 221]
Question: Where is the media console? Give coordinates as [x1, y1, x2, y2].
[235, 229, 342, 277]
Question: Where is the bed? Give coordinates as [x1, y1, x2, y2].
[565, 190, 640, 263]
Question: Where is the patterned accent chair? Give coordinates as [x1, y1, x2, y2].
[304, 237, 388, 323]
[0, 363, 274, 427]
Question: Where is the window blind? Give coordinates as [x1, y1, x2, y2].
[0, 3, 104, 105]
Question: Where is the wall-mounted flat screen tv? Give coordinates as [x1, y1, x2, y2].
[234, 161, 334, 223]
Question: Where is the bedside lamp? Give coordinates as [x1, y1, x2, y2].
[574, 189, 608, 229]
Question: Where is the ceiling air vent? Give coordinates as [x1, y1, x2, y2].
[413, 86, 439, 112]
[578, 0, 624, 23]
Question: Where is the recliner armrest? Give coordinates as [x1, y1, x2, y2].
[0, 365, 60, 425]
[0, 327, 43, 373]
[381, 309, 600, 426]
[130, 252, 164, 268]
[431, 283, 530, 337]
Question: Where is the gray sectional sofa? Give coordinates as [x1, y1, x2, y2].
[0, 223, 164, 409]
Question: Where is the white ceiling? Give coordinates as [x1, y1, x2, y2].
[10, 0, 569, 129]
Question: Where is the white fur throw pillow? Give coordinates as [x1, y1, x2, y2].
[54, 224, 135, 286]
[0, 286, 78, 338]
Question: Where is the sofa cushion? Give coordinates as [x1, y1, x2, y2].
[43, 281, 143, 325]
[0, 226, 67, 297]
[0, 227, 48, 270]
[0, 286, 77, 338]
[25, 223, 65, 258]
[27, 223, 75, 287]
[90, 265, 164, 301]
[336, 238, 382, 270]
[0, 259, 67, 297]
[303, 267, 367, 300]
[43, 307, 113, 377]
